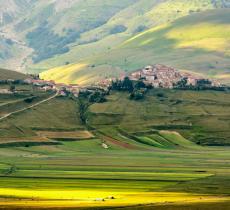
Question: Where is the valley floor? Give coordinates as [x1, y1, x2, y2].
[0, 88, 229, 209]
[0, 142, 229, 209]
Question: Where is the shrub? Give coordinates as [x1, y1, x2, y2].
[134, 25, 148, 33]
[110, 25, 127, 34]
[156, 93, 165, 98]
[24, 96, 37, 103]
[88, 91, 106, 103]
[130, 89, 146, 100]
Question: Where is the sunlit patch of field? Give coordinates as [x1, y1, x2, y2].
[0, 141, 229, 209]
[0, 136, 50, 144]
[0, 189, 228, 208]
[214, 73, 230, 85]
[166, 23, 230, 53]
[0, 168, 219, 208]
[36, 131, 94, 140]
[215, 73, 230, 79]
[40, 63, 88, 85]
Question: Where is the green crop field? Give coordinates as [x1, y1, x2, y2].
[0, 87, 229, 209]
[1, 2, 230, 209]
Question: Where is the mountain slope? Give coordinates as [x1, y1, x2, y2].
[31, 0, 224, 72]
[0, 0, 34, 26]
[0, 0, 138, 71]
[0, 0, 229, 73]
[40, 9, 230, 85]
[0, 68, 27, 80]
[1, 0, 138, 68]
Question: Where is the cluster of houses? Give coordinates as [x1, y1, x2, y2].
[0, 78, 81, 97]
[129, 64, 221, 88]
[0, 64, 224, 95]
[0, 76, 109, 97]
[23, 78, 81, 97]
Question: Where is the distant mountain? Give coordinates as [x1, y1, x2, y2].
[0, 0, 34, 26]
[0, 0, 229, 83]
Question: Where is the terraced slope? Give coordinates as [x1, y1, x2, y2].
[89, 90, 230, 146]
[132, 131, 200, 149]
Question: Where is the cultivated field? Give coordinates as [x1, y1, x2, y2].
[37, 131, 94, 141]
[0, 88, 229, 209]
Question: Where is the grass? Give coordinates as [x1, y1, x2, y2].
[36, 131, 94, 141]
[0, 84, 83, 146]
[0, 140, 229, 208]
[90, 89, 230, 145]
[40, 9, 230, 85]
[0, 97, 82, 137]
[0, 88, 229, 208]
[34, 0, 219, 72]
[0, 68, 27, 80]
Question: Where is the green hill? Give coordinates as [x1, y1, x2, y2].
[40, 9, 230, 85]
[0, 68, 27, 80]
[89, 89, 230, 146]
[1, 88, 230, 147]
[1, 0, 228, 73]
[32, 0, 222, 72]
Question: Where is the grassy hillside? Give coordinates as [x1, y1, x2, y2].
[40, 9, 230, 85]
[0, 68, 27, 80]
[1, 0, 228, 73]
[33, 0, 220, 72]
[89, 89, 230, 146]
[1, 87, 229, 147]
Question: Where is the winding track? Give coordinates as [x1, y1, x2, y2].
[0, 91, 58, 121]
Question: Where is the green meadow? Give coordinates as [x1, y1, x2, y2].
[0, 86, 229, 209]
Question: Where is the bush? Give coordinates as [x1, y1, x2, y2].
[24, 96, 37, 103]
[130, 89, 146, 100]
[134, 25, 148, 33]
[110, 25, 127, 34]
[88, 91, 106, 103]
[156, 93, 165, 98]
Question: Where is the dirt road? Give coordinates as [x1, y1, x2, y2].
[0, 91, 58, 121]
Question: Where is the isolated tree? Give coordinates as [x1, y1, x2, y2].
[77, 98, 91, 125]
[122, 77, 133, 92]
[88, 91, 106, 103]
[135, 80, 146, 89]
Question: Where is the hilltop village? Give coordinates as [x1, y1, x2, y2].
[101, 64, 222, 89]
[0, 64, 224, 97]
